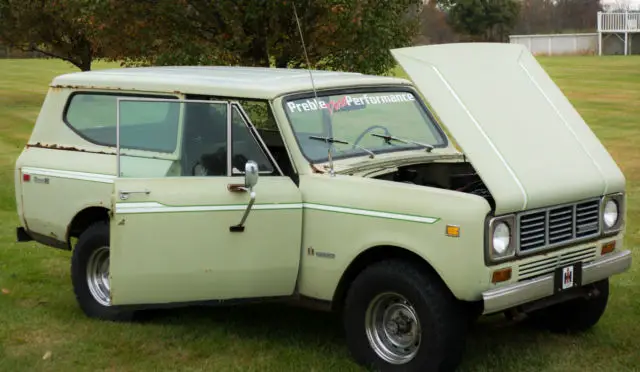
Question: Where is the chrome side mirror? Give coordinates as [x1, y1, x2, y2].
[244, 160, 259, 190]
[230, 160, 259, 233]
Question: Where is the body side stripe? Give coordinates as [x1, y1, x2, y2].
[115, 202, 439, 224]
[21, 167, 115, 184]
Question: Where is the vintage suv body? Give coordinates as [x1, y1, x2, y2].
[14, 43, 631, 371]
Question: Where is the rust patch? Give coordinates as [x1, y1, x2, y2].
[310, 163, 324, 174]
[26, 142, 112, 155]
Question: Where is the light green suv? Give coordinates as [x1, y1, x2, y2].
[14, 43, 631, 371]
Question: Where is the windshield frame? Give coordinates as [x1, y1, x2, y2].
[280, 85, 449, 164]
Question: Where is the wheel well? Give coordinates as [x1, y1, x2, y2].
[67, 206, 110, 249]
[331, 245, 448, 313]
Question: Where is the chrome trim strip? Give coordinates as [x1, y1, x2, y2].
[482, 249, 632, 315]
[21, 167, 115, 184]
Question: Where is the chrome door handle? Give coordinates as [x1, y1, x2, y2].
[118, 189, 151, 200]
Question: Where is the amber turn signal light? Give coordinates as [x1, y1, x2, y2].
[491, 267, 512, 284]
[601, 241, 616, 255]
[445, 225, 460, 237]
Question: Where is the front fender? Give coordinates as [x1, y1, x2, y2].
[296, 174, 493, 302]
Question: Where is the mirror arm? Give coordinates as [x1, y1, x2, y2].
[229, 160, 259, 232]
[230, 190, 256, 232]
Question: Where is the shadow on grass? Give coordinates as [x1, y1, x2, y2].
[138, 302, 345, 346]
[131, 302, 556, 371]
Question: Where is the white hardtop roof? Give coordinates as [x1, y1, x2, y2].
[51, 66, 413, 99]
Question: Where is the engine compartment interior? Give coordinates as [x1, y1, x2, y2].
[370, 161, 495, 209]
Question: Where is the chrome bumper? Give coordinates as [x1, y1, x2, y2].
[482, 250, 632, 315]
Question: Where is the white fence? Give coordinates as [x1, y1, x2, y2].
[509, 33, 598, 55]
[598, 11, 640, 32]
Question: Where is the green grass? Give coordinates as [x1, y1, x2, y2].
[1, 56, 639, 371]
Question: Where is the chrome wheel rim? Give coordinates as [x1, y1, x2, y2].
[365, 292, 421, 365]
[86, 246, 111, 306]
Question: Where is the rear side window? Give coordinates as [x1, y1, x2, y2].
[64, 93, 179, 153]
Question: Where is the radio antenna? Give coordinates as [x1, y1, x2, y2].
[292, 1, 335, 176]
[292, 2, 318, 100]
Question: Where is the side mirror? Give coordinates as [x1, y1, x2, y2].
[230, 160, 259, 233]
[244, 160, 259, 190]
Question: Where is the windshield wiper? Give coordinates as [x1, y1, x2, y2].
[309, 135, 375, 158]
[371, 133, 434, 152]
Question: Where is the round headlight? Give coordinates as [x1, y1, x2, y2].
[493, 222, 511, 254]
[603, 200, 619, 228]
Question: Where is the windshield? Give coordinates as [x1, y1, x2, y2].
[282, 89, 447, 162]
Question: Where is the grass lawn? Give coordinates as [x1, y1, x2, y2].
[0, 56, 639, 371]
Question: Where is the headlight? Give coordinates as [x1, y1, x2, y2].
[493, 222, 511, 254]
[602, 193, 624, 233]
[488, 216, 516, 262]
[603, 199, 619, 228]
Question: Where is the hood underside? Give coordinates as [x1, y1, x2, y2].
[391, 43, 625, 215]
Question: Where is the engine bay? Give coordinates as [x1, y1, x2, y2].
[370, 161, 495, 209]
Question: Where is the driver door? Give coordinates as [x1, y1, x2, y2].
[109, 98, 303, 306]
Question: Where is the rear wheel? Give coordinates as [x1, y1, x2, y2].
[342, 260, 467, 372]
[527, 279, 609, 333]
[71, 221, 134, 321]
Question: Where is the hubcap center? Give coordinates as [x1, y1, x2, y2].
[365, 292, 422, 365]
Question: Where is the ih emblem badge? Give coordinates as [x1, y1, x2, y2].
[562, 266, 574, 290]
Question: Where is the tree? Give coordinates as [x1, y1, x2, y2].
[0, 0, 104, 71]
[0, 0, 424, 74]
[512, 0, 602, 35]
[105, 0, 424, 75]
[440, 0, 520, 42]
[415, 0, 459, 45]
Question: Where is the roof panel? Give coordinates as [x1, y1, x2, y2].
[51, 66, 412, 99]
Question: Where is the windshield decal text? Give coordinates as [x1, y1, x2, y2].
[287, 93, 415, 113]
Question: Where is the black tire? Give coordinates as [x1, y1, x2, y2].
[342, 260, 467, 372]
[527, 279, 609, 333]
[71, 221, 134, 321]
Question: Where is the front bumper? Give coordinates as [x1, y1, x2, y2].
[482, 250, 632, 315]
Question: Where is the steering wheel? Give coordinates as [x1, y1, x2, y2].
[352, 125, 392, 149]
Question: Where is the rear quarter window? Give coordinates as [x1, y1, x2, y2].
[64, 93, 179, 153]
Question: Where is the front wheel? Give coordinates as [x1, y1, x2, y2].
[71, 221, 134, 321]
[342, 260, 467, 372]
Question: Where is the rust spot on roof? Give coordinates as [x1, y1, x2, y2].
[26, 142, 111, 155]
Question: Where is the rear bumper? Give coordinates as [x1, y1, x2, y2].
[482, 250, 632, 315]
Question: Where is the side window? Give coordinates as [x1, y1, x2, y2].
[114, 98, 278, 178]
[183, 102, 229, 177]
[65, 93, 179, 152]
[236, 100, 277, 131]
[231, 105, 275, 175]
[117, 99, 228, 178]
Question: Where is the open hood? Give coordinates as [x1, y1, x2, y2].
[391, 43, 625, 215]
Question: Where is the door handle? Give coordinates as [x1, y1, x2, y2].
[227, 184, 248, 193]
[118, 189, 151, 200]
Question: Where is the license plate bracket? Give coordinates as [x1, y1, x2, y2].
[554, 261, 583, 294]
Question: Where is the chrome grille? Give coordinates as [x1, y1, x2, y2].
[518, 198, 601, 253]
[548, 206, 573, 244]
[518, 246, 597, 281]
[519, 212, 546, 250]
[576, 200, 600, 237]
